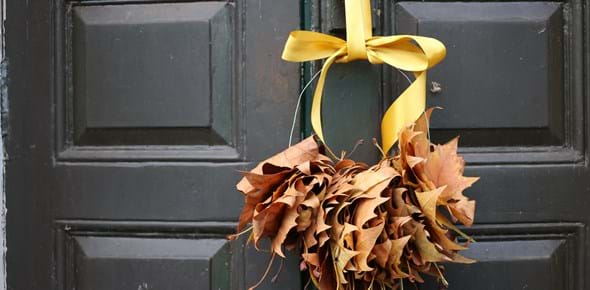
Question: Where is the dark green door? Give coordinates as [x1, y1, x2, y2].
[310, 0, 588, 289]
[7, 0, 590, 289]
[6, 0, 303, 289]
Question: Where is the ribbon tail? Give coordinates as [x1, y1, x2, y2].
[381, 71, 427, 155]
[310, 51, 342, 144]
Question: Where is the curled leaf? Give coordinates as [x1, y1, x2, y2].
[234, 109, 479, 290]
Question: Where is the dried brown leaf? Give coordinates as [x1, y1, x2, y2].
[414, 224, 450, 263]
[423, 137, 478, 204]
[237, 136, 321, 193]
[415, 186, 445, 222]
[354, 219, 385, 271]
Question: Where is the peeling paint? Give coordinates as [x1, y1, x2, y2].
[1, 0, 6, 288]
[1, 60, 7, 137]
[0, 59, 5, 290]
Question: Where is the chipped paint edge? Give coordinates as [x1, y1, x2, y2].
[1, 0, 6, 288]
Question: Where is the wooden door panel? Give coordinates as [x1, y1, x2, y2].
[449, 240, 567, 290]
[53, 165, 244, 220]
[58, 1, 237, 160]
[8, 0, 589, 288]
[7, 0, 302, 289]
[425, 223, 585, 290]
[443, 240, 567, 290]
[65, 234, 231, 289]
[72, 3, 224, 130]
[54, 221, 255, 290]
[396, 2, 565, 148]
[313, 0, 589, 289]
[393, 1, 585, 166]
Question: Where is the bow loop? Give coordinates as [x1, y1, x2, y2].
[367, 36, 437, 71]
[282, 31, 346, 62]
[412, 36, 447, 68]
[282, 0, 446, 155]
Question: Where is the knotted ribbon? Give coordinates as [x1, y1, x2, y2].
[282, 0, 446, 155]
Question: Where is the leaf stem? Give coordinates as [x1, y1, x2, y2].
[433, 262, 449, 288]
[227, 225, 253, 240]
[248, 253, 276, 290]
[372, 138, 387, 159]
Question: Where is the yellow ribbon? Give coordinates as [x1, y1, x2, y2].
[282, 0, 446, 155]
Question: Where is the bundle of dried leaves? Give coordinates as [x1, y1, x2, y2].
[231, 109, 479, 290]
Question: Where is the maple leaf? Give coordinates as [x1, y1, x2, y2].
[353, 220, 385, 272]
[353, 196, 390, 227]
[237, 136, 321, 194]
[422, 137, 478, 225]
[237, 171, 293, 231]
[318, 249, 338, 290]
[449, 197, 476, 226]
[303, 221, 319, 248]
[414, 224, 451, 263]
[331, 241, 360, 284]
[424, 217, 467, 252]
[373, 239, 392, 268]
[424, 137, 479, 201]
[271, 204, 300, 257]
[387, 235, 412, 278]
[448, 252, 477, 264]
[415, 186, 446, 222]
[252, 202, 286, 248]
[234, 111, 479, 290]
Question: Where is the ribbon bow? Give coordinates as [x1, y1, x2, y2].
[282, 0, 446, 155]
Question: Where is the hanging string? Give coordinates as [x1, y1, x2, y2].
[289, 69, 322, 147]
[282, 0, 446, 154]
[395, 68, 432, 145]
[289, 67, 428, 153]
[397, 68, 412, 85]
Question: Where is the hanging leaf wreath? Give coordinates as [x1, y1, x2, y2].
[229, 0, 479, 289]
[231, 110, 478, 289]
